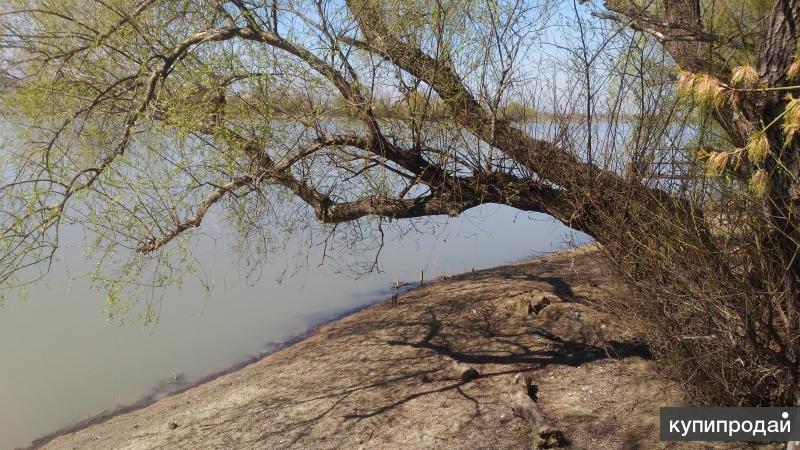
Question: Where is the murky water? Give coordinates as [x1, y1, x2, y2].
[0, 203, 588, 449]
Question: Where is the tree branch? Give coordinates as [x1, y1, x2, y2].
[344, 0, 689, 233]
[591, 11, 716, 43]
[603, 0, 727, 77]
[136, 176, 253, 253]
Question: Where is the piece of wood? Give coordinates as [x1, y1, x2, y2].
[512, 293, 552, 316]
[509, 372, 565, 447]
[420, 356, 478, 382]
[532, 294, 551, 314]
[514, 297, 532, 315]
[447, 357, 479, 381]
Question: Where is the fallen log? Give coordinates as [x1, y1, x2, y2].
[420, 356, 479, 382]
[509, 372, 565, 447]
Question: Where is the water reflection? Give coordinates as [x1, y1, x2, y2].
[0, 204, 588, 449]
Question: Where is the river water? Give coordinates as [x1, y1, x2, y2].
[0, 202, 588, 449]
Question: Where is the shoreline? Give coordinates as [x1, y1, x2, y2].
[25, 299, 386, 450]
[34, 244, 737, 450]
[25, 250, 570, 450]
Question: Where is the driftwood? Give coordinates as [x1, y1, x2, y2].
[509, 373, 565, 447]
[420, 356, 479, 382]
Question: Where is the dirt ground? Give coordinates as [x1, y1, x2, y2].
[35, 245, 777, 449]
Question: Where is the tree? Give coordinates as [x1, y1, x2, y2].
[1, 0, 799, 406]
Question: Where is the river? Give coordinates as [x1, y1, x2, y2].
[0, 202, 588, 449]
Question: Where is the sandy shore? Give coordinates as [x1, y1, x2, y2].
[32, 245, 768, 449]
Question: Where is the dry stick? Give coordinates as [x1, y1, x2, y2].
[509, 373, 565, 447]
[420, 356, 479, 382]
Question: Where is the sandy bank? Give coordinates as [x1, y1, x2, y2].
[34, 246, 767, 449]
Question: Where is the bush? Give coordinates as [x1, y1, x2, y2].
[502, 101, 535, 122]
[594, 189, 800, 406]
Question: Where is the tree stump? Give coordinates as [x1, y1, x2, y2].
[514, 297, 533, 315]
[513, 293, 551, 316]
[531, 294, 551, 314]
[509, 373, 565, 447]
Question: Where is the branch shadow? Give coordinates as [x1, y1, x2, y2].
[340, 306, 650, 421]
[207, 250, 647, 447]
